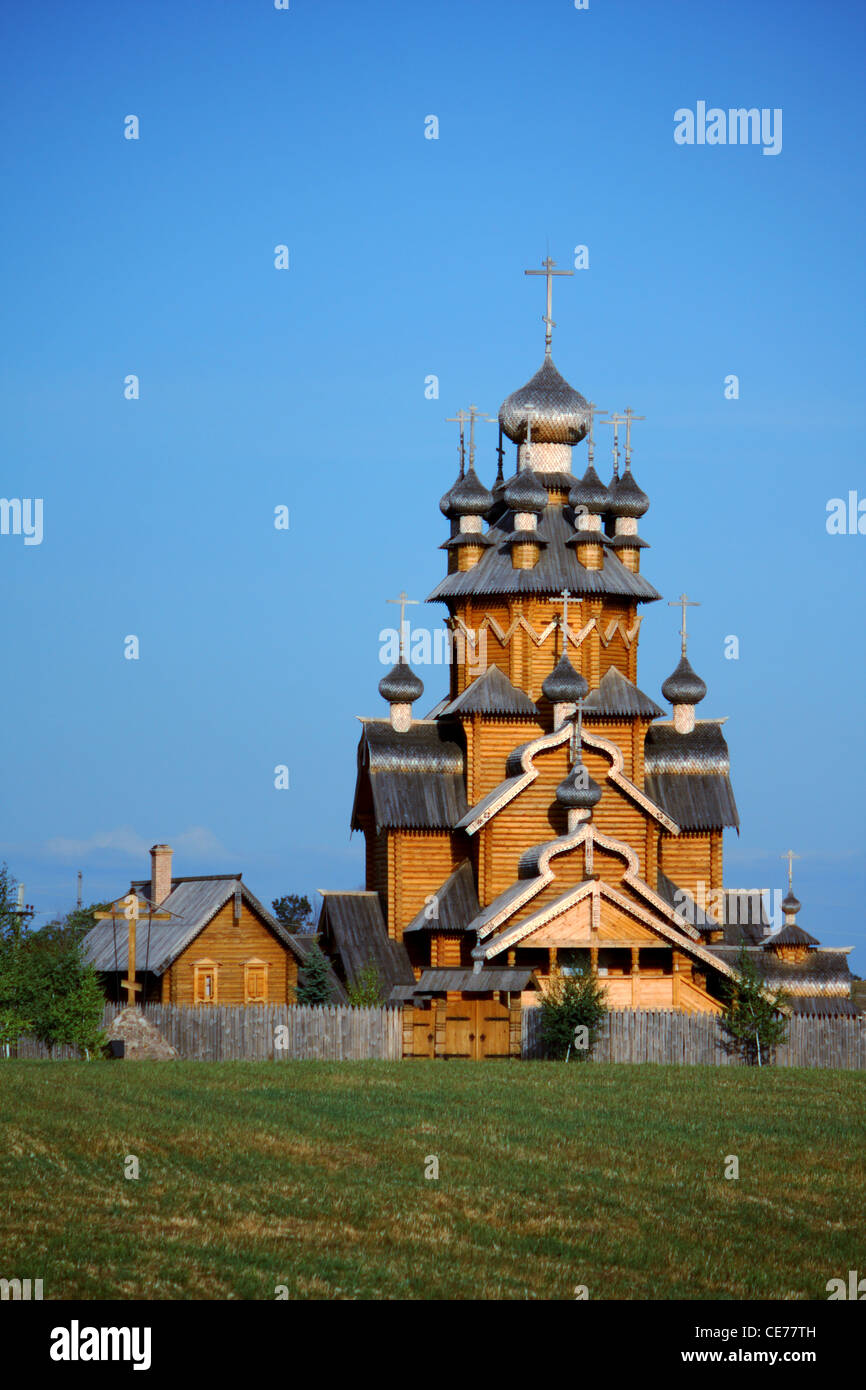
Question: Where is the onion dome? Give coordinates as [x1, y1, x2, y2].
[378, 661, 424, 705]
[439, 475, 463, 520]
[542, 653, 589, 705]
[556, 761, 602, 810]
[781, 891, 801, 917]
[608, 468, 649, 518]
[661, 655, 707, 706]
[503, 466, 548, 514]
[446, 465, 494, 517]
[569, 465, 611, 515]
[499, 357, 589, 445]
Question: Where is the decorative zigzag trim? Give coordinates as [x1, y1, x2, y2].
[451, 612, 642, 651]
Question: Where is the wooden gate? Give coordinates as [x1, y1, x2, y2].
[444, 999, 510, 1059]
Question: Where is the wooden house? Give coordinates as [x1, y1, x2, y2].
[316, 262, 855, 1056]
[82, 844, 308, 1005]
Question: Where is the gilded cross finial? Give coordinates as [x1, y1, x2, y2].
[622, 407, 645, 471]
[668, 592, 700, 657]
[584, 403, 609, 468]
[446, 409, 470, 476]
[387, 590, 419, 661]
[524, 256, 573, 357]
[781, 849, 801, 892]
[467, 403, 494, 470]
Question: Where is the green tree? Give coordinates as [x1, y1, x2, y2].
[0, 864, 32, 1049]
[539, 963, 608, 1061]
[296, 940, 334, 1005]
[15, 931, 107, 1058]
[347, 959, 385, 1007]
[720, 946, 789, 1066]
[40, 902, 109, 951]
[272, 894, 314, 933]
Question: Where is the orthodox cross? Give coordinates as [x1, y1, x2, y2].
[549, 588, 573, 651]
[605, 413, 627, 480]
[95, 893, 171, 1007]
[668, 592, 700, 656]
[495, 423, 505, 483]
[780, 850, 801, 892]
[446, 409, 470, 475]
[584, 402, 608, 468]
[387, 590, 419, 661]
[622, 406, 645, 470]
[467, 403, 494, 470]
[524, 256, 573, 357]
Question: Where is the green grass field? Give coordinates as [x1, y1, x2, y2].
[1, 1061, 863, 1300]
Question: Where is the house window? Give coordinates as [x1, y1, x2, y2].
[244, 960, 269, 1004]
[193, 961, 219, 1004]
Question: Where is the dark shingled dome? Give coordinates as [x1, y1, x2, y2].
[503, 466, 548, 515]
[439, 474, 462, 519]
[661, 655, 707, 706]
[556, 761, 602, 810]
[541, 653, 589, 705]
[378, 661, 424, 705]
[569, 464, 611, 515]
[499, 356, 589, 445]
[447, 465, 494, 517]
[608, 467, 649, 518]
[781, 891, 802, 916]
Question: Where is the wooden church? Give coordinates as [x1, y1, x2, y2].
[317, 259, 856, 1058]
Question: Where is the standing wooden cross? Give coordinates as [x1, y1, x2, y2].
[621, 406, 645, 470]
[95, 894, 171, 1007]
[525, 256, 573, 357]
[669, 592, 700, 657]
[387, 591, 419, 662]
[780, 850, 801, 893]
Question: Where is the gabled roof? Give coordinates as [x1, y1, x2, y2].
[412, 968, 535, 995]
[765, 922, 820, 948]
[440, 664, 539, 719]
[706, 945, 855, 999]
[583, 666, 664, 720]
[644, 721, 739, 831]
[403, 861, 480, 934]
[351, 719, 467, 832]
[81, 877, 302, 975]
[318, 892, 415, 993]
[427, 504, 661, 603]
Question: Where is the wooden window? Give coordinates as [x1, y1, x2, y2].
[193, 960, 219, 1004]
[244, 959, 269, 1004]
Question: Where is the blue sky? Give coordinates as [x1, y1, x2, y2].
[1, 1, 864, 969]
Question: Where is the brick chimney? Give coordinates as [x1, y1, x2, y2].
[150, 844, 173, 905]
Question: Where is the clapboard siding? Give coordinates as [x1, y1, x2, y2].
[521, 1007, 866, 1068]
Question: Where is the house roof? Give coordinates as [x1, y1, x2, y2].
[644, 721, 739, 831]
[318, 892, 415, 993]
[706, 945, 855, 998]
[427, 503, 661, 604]
[81, 877, 303, 976]
[403, 861, 481, 934]
[351, 719, 468, 832]
[583, 666, 665, 720]
[440, 664, 540, 719]
[412, 968, 535, 994]
[765, 922, 820, 948]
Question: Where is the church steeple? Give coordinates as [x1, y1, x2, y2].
[661, 593, 707, 733]
[378, 592, 424, 732]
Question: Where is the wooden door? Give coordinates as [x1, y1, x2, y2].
[411, 1007, 435, 1058]
[474, 999, 511, 1059]
[444, 1003, 474, 1059]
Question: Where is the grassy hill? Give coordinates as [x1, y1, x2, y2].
[1, 1061, 863, 1300]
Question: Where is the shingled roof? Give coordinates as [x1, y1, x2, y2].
[403, 861, 481, 934]
[440, 664, 539, 719]
[427, 504, 660, 603]
[644, 721, 739, 831]
[317, 892, 415, 994]
[82, 877, 303, 975]
[583, 666, 665, 720]
[706, 944, 856, 1006]
[351, 719, 468, 832]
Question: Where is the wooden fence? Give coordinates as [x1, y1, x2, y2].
[521, 1008, 866, 1069]
[11, 1003, 403, 1062]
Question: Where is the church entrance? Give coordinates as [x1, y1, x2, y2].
[444, 998, 510, 1059]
